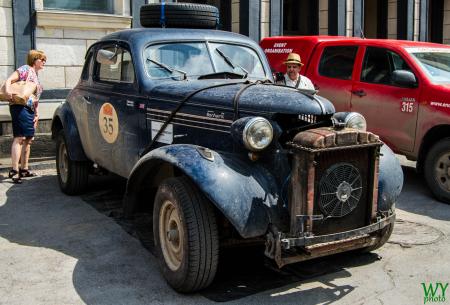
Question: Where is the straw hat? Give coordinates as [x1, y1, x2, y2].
[284, 52, 304, 66]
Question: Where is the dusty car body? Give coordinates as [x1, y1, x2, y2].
[52, 27, 403, 292]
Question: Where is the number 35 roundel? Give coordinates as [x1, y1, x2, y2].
[98, 103, 119, 144]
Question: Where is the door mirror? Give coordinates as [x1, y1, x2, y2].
[391, 70, 417, 88]
[273, 71, 284, 82]
[96, 49, 117, 65]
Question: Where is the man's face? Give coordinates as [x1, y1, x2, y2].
[286, 64, 301, 81]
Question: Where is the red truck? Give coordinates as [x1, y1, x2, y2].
[261, 36, 450, 204]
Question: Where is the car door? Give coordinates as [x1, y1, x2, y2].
[306, 43, 359, 112]
[89, 44, 144, 177]
[350, 46, 420, 152]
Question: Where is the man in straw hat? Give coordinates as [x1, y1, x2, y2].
[277, 52, 315, 91]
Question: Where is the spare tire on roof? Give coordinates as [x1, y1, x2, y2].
[140, 3, 219, 29]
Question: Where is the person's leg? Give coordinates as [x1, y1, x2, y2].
[9, 137, 24, 183]
[20, 137, 33, 171]
[11, 137, 23, 170]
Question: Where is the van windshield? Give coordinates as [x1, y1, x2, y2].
[405, 47, 450, 84]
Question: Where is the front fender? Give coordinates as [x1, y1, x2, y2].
[52, 102, 88, 161]
[378, 144, 403, 211]
[125, 144, 280, 238]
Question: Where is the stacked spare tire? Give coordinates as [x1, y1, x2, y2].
[140, 3, 220, 29]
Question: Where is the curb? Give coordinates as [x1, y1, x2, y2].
[0, 159, 56, 175]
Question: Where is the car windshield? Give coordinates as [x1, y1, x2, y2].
[144, 42, 266, 79]
[406, 47, 450, 84]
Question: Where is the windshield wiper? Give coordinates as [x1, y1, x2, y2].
[146, 58, 187, 80]
[215, 48, 248, 78]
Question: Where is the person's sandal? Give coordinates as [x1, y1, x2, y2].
[19, 168, 37, 178]
[8, 169, 22, 184]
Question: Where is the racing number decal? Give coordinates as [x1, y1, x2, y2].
[401, 102, 414, 113]
[401, 97, 415, 113]
[98, 103, 119, 143]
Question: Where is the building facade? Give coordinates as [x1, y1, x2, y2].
[0, 0, 449, 98]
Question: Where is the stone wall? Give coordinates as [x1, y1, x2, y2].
[347, 0, 353, 37]
[33, 0, 132, 90]
[0, 0, 14, 81]
[387, 0, 397, 39]
[232, 0, 240, 33]
[319, 0, 328, 35]
[445, 0, 450, 44]
[261, 0, 270, 38]
[414, 0, 420, 41]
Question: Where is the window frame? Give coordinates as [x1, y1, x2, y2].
[360, 46, 417, 88]
[93, 43, 136, 86]
[318, 45, 359, 80]
[43, 0, 114, 14]
[142, 40, 269, 80]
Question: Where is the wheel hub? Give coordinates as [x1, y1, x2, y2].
[159, 200, 184, 271]
[435, 153, 450, 191]
[58, 141, 68, 184]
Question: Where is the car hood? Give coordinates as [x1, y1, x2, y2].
[143, 80, 335, 116]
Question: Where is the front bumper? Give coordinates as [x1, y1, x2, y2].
[265, 213, 395, 268]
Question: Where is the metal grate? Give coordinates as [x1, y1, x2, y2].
[298, 114, 317, 124]
[318, 163, 362, 218]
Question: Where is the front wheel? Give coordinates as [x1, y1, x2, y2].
[153, 176, 219, 293]
[424, 138, 450, 204]
[56, 130, 89, 195]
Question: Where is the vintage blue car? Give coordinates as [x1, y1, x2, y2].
[51, 8, 403, 292]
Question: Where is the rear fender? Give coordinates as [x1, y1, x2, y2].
[52, 103, 88, 161]
[124, 144, 280, 238]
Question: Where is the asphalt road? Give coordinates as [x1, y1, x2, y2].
[0, 162, 449, 305]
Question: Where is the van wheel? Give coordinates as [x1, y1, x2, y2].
[424, 138, 450, 204]
[153, 176, 218, 293]
[140, 3, 219, 29]
[56, 130, 89, 195]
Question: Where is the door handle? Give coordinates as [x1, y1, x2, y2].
[351, 89, 366, 97]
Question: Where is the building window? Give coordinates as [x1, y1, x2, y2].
[283, 0, 318, 35]
[43, 0, 114, 14]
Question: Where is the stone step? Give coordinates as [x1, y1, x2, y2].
[0, 133, 55, 159]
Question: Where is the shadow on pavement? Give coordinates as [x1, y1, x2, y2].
[81, 175, 381, 303]
[397, 165, 450, 221]
[0, 172, 385, 304]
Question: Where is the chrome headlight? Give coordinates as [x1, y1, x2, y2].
[332, 112, 367, 131]
[243, 117, 273, 151]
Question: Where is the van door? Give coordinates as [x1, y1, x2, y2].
[350, 46, 420, 152]
[306, 43, 359, 112]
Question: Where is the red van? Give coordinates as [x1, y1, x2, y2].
[261, 36, 450, 204]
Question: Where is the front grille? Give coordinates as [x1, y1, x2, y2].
[313, 148, 372, 235]
[318, 162, 362, 217]
[287, 127, 381, 238]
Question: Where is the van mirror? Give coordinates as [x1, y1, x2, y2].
[391, 70, 417, 88]
[96, 49, 118, 65]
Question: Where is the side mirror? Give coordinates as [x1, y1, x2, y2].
[96, 49, 117, 65]
[391, 70, 417, 88]
[273, 71, 284, 82]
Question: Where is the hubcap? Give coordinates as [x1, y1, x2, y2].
[58, 141, 68, 184]
[435, 152, 450, 191]
[159, 200, 184, 271]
